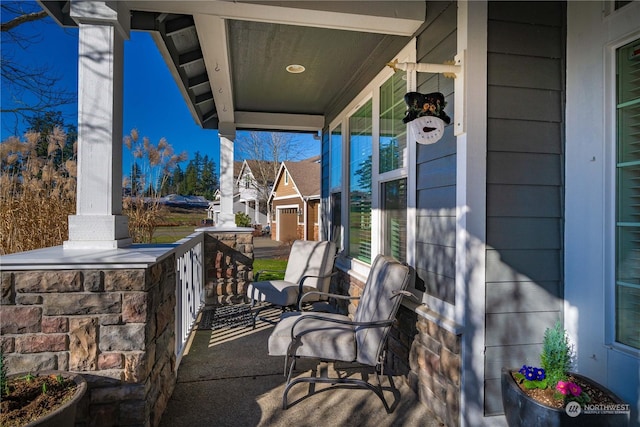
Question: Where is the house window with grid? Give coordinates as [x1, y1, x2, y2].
[379, 70, 408, 260]
[379, 70, 407, 173]
[349, 99, 373, 263]
[382, 179, 407, 261]
[615, 38, 640, 349]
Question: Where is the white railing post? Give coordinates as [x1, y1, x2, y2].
[173, 232, 205, 367]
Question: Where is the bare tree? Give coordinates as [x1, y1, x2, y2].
[235, 131, 315, 208]
[1, 2, 75, 131]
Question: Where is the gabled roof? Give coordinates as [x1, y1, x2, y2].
[270, 158, 320, 202]
[235, 159, 278, 186]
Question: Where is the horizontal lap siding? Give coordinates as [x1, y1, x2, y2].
[415, 1, 457, 303]
[485, 1, 566, 416]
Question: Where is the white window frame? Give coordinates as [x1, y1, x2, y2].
[328, 123, 344, 251]
[606, 32, 640, 356]
[328, 40, 415, 278]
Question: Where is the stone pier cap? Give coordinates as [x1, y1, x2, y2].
[0, 241, 186, 270]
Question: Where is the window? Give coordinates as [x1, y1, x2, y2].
[328, 41, 413, 267]
[615, 38, 640, 349]
[331, 192, 342, 250]
[284, 171, 289, 185]
[382, 179, 407, 261]
[349, 99, 373, 263]
[330, 125, 342, 192]
[330, 126, 342, 249]
[379, 70, 407, 173]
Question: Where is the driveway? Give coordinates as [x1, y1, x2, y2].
[253, 236, 291, 260]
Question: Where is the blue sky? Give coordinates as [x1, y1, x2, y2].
[1, 3, 320, 176]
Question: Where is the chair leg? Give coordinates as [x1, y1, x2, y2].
[281, 362, 396, 414]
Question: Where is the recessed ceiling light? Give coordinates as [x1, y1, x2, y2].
[286, 64, 306, 74]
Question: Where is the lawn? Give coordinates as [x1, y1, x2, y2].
[253, 259, 287, 280]
[151, 207, 208, 243]
[152, 207, 287, 278]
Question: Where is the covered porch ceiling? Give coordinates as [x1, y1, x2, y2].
[41, 0, 426, 133]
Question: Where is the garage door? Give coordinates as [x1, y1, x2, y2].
[278, 208, 298, 242]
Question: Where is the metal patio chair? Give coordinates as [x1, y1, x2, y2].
[267, 254, 414, 413]
[247, 240, 337, 327]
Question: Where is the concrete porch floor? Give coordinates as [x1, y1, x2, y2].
[159, 310, 444, 427]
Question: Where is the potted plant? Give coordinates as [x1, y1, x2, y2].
[0, 352, 87, 427]
[501, 322, 630, 427]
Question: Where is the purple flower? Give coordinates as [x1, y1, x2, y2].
[535, 368, 545, 380]
[568, 382, 582, 397]
[525, 369, 536, 380]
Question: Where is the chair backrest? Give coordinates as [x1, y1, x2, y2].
[283, 240, 336, 293]
[353, 254, 413, 366]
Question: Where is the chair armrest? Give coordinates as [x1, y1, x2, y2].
[254, 269, 286, 282]
[290, 314, 394, 341]
[298, 291, 360, 310]
[295, 271, 339, 306]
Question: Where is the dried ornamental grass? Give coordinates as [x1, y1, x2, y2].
[122, 129, 186, 243]
[0, 129, 77, 255]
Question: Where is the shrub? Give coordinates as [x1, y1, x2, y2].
[235, 212, 251, 227]
[540, 321, 573, 387]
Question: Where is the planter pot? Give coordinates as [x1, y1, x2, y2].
[9, 370, 87, 427]
[501, 368, 629, 427]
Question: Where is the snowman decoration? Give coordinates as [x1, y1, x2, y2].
[402, 92, 450, 145]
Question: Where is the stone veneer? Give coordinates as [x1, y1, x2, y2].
[334, 268, 461, 427]
[201, 231, 253, 304]
[0, 230, 255, 426]
[0, 256, 176, 427]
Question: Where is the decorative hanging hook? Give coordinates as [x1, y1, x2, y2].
[386, 58, 461, 78]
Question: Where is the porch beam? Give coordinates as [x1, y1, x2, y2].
[128, 1, 424, 36]
[188, 73, 209, 89]
[164, 15, 195, 37]
[193, 14, 235, 124]
[234, 111, 324, 132]
[195, 91, 214, 105]
[178, 49, 204, 67]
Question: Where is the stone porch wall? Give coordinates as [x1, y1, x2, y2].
[0, 256, 177, 427]
[202, 230, 253, 304]
[0, 231, 255, 426]
[334, 269, 462, 427]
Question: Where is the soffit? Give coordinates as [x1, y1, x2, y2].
[39, 1, 425, 132]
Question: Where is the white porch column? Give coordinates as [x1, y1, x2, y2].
[255, 200, 260, 224]
[64, 1, 131, 249]
[218, 123, 237, 228]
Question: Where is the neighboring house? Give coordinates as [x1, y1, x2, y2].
[206, 190, 242, 225]
[207, 160, 276, 227]
[268, 157, 321, 242]
[15, 2, 640, 426]
[235, 159, 274, 226]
